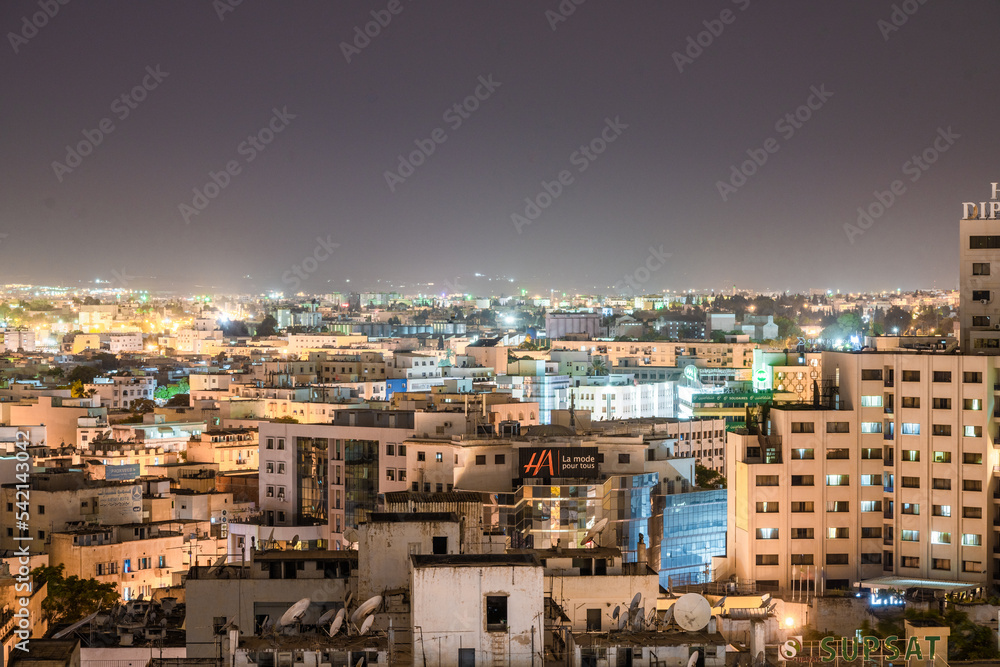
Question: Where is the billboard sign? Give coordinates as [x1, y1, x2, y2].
[518, 447, 599, 478]
[106, 463, 141, 481]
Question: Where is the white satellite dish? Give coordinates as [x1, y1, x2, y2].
[358, 615, 374, 636]
[328, 609, 345, 636]
[673, 593, 712, 632]
[278, 598, 311, 628]
[350, 595, 382, 626]
[317, 608, 337, 626]
[344, 527, 359, 545]
[345, 590, 353, 608]
[582, 517, 609, 547]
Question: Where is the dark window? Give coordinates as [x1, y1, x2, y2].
[901, 370, 920, 382]
[417, 451, 426, 461]
[973, 316, 991, 327]
[970, 236, 1000, 249]
[756, 475, 779, 486]
[791, 475, 814, 486]
[586, 608, 602, 632]
[826, 553, 849, 565]
[972, 290, 992, 301]
[932, 424, 951, 436]
[861, 553, 882, 565]
[964, 371, 983, 383]
[618, 454, 630, 464]
[495, 454, 505, 464]
[826, 422, 849, 433]
[475, 455, 486, 465]
[861, 369, 882, 381]
[932, 478, 951, 490]
[933, 371, 952, 382]
[485, 596, 508, 632]
[791, 422, 814, 433]
[458, 649, 476, 667]
[756, 554, 778, 566]
[932, 398, 952, 410]
[790, 554, 813, 565]
[964, 480, 983, 491]
[963, 507, 982, 519]
[973, 262, 991, 275]
[432, 536, 448, 555]
[901, 396, 919, 408]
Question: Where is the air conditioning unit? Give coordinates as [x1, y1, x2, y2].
[982, 299, 989, 305]
[994, 324, 1000, 331]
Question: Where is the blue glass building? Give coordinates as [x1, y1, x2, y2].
[660, 488, 727, 590]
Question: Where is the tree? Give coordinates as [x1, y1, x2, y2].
[165, 393, 189, 407]
[272, 416, 299, 423]
[67, 365, 99, 385]
[31, 564, 120, 624]
[257, 315, 278, 337]
[70, 379, 87, 398]
[695, 463, 726, 489]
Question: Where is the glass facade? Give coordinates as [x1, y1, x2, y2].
[296, 437, 328, 524]
[660, 489, 727, 590]
[506, 474, 659, 559]
[344, 438, 379, 528]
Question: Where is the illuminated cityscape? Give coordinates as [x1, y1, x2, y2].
[3, 2, 1000, 666]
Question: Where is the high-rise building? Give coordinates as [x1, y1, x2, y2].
[960, 182, 1000, 352]
[727, 350, 998, 594]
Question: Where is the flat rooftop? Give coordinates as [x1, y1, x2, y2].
[411, 553, 540, 568]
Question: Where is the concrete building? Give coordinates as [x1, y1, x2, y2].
[184, 549, 356, 659]
[545, 311, 603, 339]
[726, 350, 999, 595]
[960, 185, 1000, 352]
[48, 521, 191, 600]
[410, 553, 543, 666]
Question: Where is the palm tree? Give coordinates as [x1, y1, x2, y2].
[589, 358, 608, 376]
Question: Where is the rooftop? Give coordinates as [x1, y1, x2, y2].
[410, 553, 540, 568]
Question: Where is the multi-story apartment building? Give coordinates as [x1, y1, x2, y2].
[960, 182, 1000, 352]
[85, 373, 156, 410]
[727, 350, 999, 594]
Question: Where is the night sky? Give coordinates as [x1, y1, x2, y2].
[2, 1, 998, 294]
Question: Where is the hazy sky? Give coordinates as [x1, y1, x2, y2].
[2, 1, 997, 295]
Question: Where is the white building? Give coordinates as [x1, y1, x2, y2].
[410, 553, 543, 666]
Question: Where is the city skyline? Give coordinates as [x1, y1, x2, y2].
[3, 2, 999, 293]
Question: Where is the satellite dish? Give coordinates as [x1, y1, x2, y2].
[612, 605, 620, 620]
[354, 658, 365, 667]
[628, 593, 641, 614]
[358, 615, 374, 636]
[317, 608, 337, 626]
[350, 595, 382, 626]
[265, 528, 275, 549]
[646, 607, 658, 628]
[261, 616, 273, 633]
[290, 534, 300, 549]
[582, 517, 609, 547]
[344, 527, 359, 545]
[278, 598, 311, 628]
[345, 590, 353, 608]
[328, 609, 345, 636]
[674, 593, 711, 632]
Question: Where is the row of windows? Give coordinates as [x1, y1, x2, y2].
[757, 553, 982, 571]
[756, 475, 983, 490]
[896, 397, 983, 410]
[757, 528, 983, 545]
[862, 369, 983, 383]
[410, 482, 454, 493]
